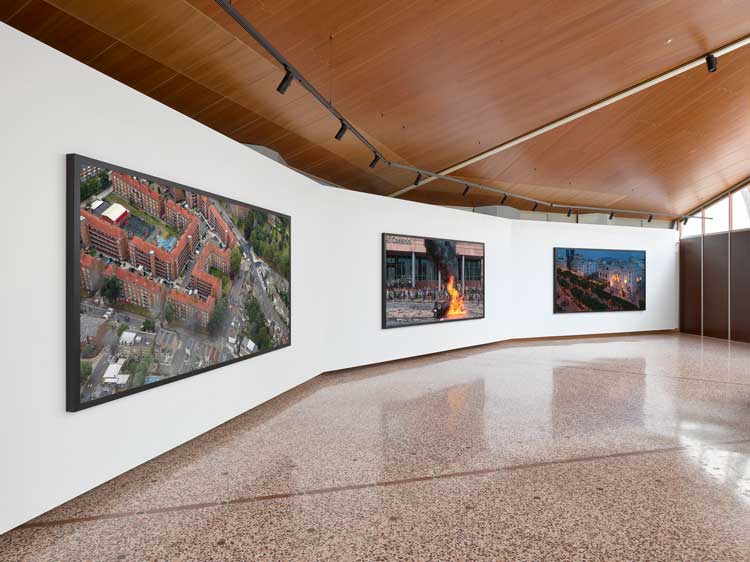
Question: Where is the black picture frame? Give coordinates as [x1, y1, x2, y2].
[67, 154, 291, 412]
[381, 232, 486, 329]
[552, 246, 646, 314]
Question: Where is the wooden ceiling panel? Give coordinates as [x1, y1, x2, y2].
[148, 74, 223, 118]
[190, 0, 750, 172]
[0, 0, 31, 22]
[5, 0, 115, 64]
[87, 41, 177, 95]
[6, 0, 750, 216]
[453, 46, 750, 215]
[41, 0, 400, 190]
[190, 96, 262, 136]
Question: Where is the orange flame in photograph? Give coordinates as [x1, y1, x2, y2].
[445, 275, 467, 319]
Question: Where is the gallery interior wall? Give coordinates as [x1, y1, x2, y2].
[0, 23, 679, 534]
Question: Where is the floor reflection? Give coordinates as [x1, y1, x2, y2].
[380, 379, 486, 478]
[2, 334, 750, 562]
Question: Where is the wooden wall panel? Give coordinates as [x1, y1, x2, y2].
[702, 233, 729, 340]
[730, 230, 750, 343]
[679, 237, 701, 335]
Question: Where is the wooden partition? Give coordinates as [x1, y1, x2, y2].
[679, 237, 702, 335]
[681, 225, 750, 341]
[730, 230, 750, 342]
[702, 233, 729, 339]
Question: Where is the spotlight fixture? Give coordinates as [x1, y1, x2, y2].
[334, 121, 348, 141]
[705, 54, 718, 73]
[609, 211, 614, 220]
[500, 194, 508, 205]
[682, 217, 689, 225]
[648, 215, 653, 223]
[276, 68, 294, 94]
[415, 173, 423, 186]
[567, 208, 572, 217]
[462, 185, 470, 197]
[532, 202, 538, 212]
[369, 154, 381, 169]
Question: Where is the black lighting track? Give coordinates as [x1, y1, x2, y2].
[214, 0, 385, 165]
[212, 0, 692, 222]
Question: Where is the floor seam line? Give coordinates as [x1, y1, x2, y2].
[19, 437, 750, 530]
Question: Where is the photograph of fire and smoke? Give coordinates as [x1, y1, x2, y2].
[383, 233, 484, 328]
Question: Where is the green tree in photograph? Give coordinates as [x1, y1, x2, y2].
[132, 353, 154, 387]
[165, 302, 177, 323]
[101, 276, 123, 305]
[254, 323, 272, 351]
[207, 298, 228, 337]
[80, 361, 92, 384]
[230, 245, 242, 278]
[141, 319, 156, 332]
[117, 323, 128, 337]
[244, 295, 261, 321]
[97, 170, 110, 187]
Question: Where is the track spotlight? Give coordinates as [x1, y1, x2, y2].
[276, 68, 294, 94]
[369, 154, 381, 169]
[532, 202, 538, 212]
[414, 173, 423, 186]
[609, 211, 614, 220]
[567, 208, 572, 217]
[500, 194, 508, 205]
[462, 185, 470, 197]
[705, 54, 717, 73]
[648, 215, 653, 223]
[334, 121, 347, 141]
[682, 217, 689, 225]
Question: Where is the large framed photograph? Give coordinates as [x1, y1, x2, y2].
[382, 233, 485, 328]
[553, 247, 645, 313]
[67, 154, 291, 411]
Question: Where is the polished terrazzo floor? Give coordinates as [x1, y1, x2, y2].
[2, 333, 750, 561]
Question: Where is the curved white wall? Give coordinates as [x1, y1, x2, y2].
[0, 23, 678, 534]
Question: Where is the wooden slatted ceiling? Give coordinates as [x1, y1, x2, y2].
[407, 46, 750, 213]
[4, 0, 750, 216]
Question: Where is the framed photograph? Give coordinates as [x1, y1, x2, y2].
[382, 233, 485, 328]
[67, 154, 291, 411]
[553, 247, 646, 313]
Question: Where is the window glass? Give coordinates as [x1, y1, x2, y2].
[464, 258, 482, 281]
[680, 211, 702, 238]
[732, 188, 750, 231]
[704, 197, 729, 234]
[416, 257, 436, 281]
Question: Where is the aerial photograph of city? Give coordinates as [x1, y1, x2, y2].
[554, 247, 645, 313]
[74, 158, 290, 407]
[383, 234, 484, 328]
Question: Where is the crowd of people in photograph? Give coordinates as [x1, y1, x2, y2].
[385, 279, 483, 303]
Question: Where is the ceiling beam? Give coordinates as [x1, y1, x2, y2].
[388, 32, 750, 199]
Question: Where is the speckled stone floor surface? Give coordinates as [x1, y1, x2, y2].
[2, 333, 750, 561]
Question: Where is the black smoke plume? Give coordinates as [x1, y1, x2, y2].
[425, 238, 458, 283]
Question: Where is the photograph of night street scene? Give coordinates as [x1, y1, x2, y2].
[383, 234, 484, 328]
[71, 155, 290, 409]
[554, 248, 645, 313]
